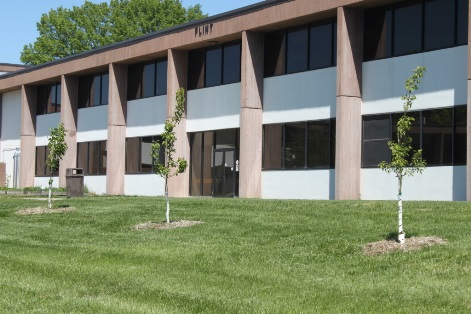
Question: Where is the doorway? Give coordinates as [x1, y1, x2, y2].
[212, 148, 238, 197]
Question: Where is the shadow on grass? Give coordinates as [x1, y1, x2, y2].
[385, 231, 419, 241]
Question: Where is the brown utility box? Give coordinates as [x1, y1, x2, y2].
[0, 163, 6, 187]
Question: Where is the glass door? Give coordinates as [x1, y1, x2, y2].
[212, 148, 237, 197]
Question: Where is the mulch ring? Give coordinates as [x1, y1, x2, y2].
[362, 236, 447, 256]
[133, 220, 203, 231]
[16, 207, 76, 215]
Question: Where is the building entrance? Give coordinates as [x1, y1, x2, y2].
[212, 148, 238, 197]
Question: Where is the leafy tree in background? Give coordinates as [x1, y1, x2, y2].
[151, 88, 187, 224]
[46, 123, 68, 209]
[21, 0, 207, 65]
[379, 66, 427, 244]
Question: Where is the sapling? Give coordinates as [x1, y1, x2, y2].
[379, 66, 427, 244]
[151, 88, 188, 223]
[46, 123, 68, 209]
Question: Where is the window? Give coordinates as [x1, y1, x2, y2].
[78, 72, 109, 108]
[187, 41, 241, 90]
[310, 20, 337, 70]
[77, 141, 107, 175]
[362, 106, 466, 167]
[125, 136, 164, 174]
[286, 27, 309, 74]
[263, 119, 335, 170]
[364, 0, 468, 61]
[37, 82, 61, 115]
[394, 2, 423, 56]
[265, 18, 337, 77]
[128, 59, 168, 100]
[35, 146, 58, 177]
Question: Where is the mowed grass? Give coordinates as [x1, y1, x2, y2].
[0, 195, 470, 313]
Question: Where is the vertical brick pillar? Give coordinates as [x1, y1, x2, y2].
[335, 7, 363, 200]
[20, 85, 37, 188]
[107, 63, 128, 195]
[59, 75, 78, 187]
[239, 31, 264, 198]
[167, 49, 190, 197]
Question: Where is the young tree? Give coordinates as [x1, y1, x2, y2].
[46, 123, 68, 209]
[151, 88, 188, 223]
[379, 66, 427, 244]
[21, 0, 207, 65]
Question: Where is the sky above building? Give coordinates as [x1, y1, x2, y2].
[0, 0, 260, 65]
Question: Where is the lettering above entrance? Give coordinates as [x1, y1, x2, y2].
[195, 23, 214, 37]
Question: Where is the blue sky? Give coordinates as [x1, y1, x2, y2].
[0, 0, 260, 65]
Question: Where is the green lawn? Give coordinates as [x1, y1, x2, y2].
[0, 195, 470, 313]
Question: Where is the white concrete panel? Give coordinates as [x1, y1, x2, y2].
[127, 96, 167, 137]
[362, 46, 467, 115]
[36, 113, 60, 146]
[361, 166, 466, 201]
[77, 105, 108, 142]
[84, 176, 107, 195]
[125, 174, 165, 196]
[263, 67, 336, 124]
[35, 177, 59, 189]
[187, 83, 241, 132]
[1, 90, 21, 141]
[262, 169, 335, 200]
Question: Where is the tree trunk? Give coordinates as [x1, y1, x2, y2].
[48, 177, 53, 209]
[397, 175, 405, 244]
[165, 178, 170, 224]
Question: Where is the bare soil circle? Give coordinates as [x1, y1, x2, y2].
[362, 236, 447, 256]
[16, 206, 76, 215]
[133, 220, 203, 231]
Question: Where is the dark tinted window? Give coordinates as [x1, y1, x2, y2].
[362, 115, 390, 167]
[188, 49, 205, 90]
[77, 142, 88, 175]
[310, 21, 333, 69]
[156, 60, 167, 96]
[454, 106, 467, 164]
[92, 75, 102, 107]
[142, 63, 155, 98]
[101, 73, 109, 105]
[286, 27, 309, 73]
[394, 2, 423, 56]
[457, 0, 468, 45]
[125, 137, 140, 173]
[127, 63, 143, 100]
[35, 146, 46, 176]
[364, 7, 393, 60]
[141, 136, 155, 173]
[205, 47, 222, 87]
[223, 44, 241, 84]
[307, 120, 330, 168]
[424, 0, 455, 50]
[264, 31, 286, 77]
[284, 122, 306, 168]
[422, 108, 453, 165]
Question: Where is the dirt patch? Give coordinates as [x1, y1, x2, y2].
[362, 236, 447, 256]
[16, 207, 76, 215]
[133, 220, 203, 231]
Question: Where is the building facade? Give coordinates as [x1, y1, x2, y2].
[0, 0, 469, 201]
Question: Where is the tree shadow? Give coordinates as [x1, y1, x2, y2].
[385, 231, 418, 241]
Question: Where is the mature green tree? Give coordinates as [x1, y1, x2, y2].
[21, 0, 206, 65]
[379, 66, 427, 244]
[46, 123, 68, 209]
[151, 88, 187, 223]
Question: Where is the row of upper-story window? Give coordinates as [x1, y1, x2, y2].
[35, 0, 469, 114]
[364, 0, 468, 61]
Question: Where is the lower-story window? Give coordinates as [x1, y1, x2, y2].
[362, 105, 466, 167]
[125, 136, 164, 174]
[35, 146, 58, 177]
[77, 141, 107, 175]
[263, 119, 335, 170]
